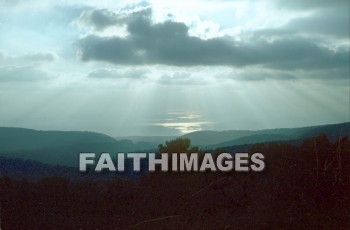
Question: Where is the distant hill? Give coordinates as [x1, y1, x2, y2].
[182, 130, 254, 146]
[1, 123, 349, 167]
[183, 122, 350, 148]
[210, 133, 292, 149]
[0, 127, 116, 151]
[0, 127, 155, 166]
[114, 136, 176, 148]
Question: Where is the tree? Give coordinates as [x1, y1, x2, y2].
[158, 138, 199, 153]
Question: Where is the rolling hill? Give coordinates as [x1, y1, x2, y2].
[183, 122, 350, 148]
[114, 135, 176, 148]
[0, 127, 155, 166]
[1, 123, 349, 167]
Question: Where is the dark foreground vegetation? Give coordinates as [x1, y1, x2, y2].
[1, 134, 349, 229]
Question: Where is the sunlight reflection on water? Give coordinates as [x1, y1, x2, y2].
[152, 112, 211, 134]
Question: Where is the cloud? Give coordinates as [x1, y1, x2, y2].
[221, 70, 296, 82]
[77, 8, 349, 71]
[271, 0, 349, 38]
[0, 66, 50, 82]
[19, 53, 55, 62]
[77, 9, 125, 30]
[158, 72, 209, 85]
[0, 52, 55, 65]
[87, 68, 149, 79]
[220, 67, 349, 82]
[286, 7, 349, 38]
[0, 0, 24, 7]
[273, 0, 348, 10]
[255, 5, 349, 39]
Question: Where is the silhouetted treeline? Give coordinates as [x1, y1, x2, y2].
[1, 134, 349, 229]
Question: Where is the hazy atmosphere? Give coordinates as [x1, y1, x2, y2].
[0, 0, 349, 136]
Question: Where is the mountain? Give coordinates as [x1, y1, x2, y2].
[0, 127, 155, 166]
[183, 122, 350, 148]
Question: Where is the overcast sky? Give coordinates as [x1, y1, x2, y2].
[0, 0, 349, 136]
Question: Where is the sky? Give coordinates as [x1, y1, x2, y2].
[0, 0, 349, 136]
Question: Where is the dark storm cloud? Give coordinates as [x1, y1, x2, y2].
[78, 9, 349, 70]
[259, 39, 348, 70]
[78, 9, 125, 30]
[0, 66, 50, 82]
